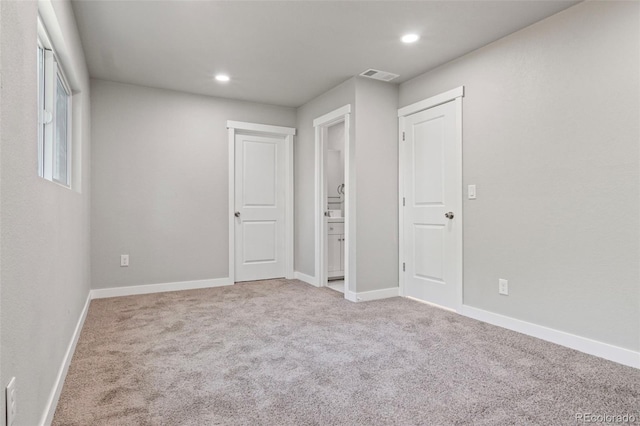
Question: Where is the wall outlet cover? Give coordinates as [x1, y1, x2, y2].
[499, 279, 509, 295]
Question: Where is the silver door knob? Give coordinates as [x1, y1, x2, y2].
[445, 212, 454, 219]
[234, 212, 241, 217]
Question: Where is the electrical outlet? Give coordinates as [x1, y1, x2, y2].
[6, 377, 16, 426]
[499, 279, 509, 295]
[120, 254, 129, 267]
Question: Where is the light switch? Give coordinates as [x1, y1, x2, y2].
[468, 185, 476, 200]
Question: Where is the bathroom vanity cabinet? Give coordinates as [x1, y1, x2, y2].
[328, 221, 344, 279]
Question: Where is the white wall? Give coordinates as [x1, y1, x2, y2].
[0, 0, 92, 424]
[399, 1, 639, 351]
[294, 78, 356, 276]
[90, 80, 296, 289]
[326, 122, 345, 214]
[354, 78, 399, 293]
[294, 77, 399, 293]
[327, 121, 345, 152]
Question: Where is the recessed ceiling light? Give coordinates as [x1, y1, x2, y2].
[401, 34, 420, 44]
[215, 74, 230, 82]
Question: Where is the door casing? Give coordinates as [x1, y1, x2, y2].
[313, 105, 354, 300]
[227, 120, 296, 283]
[398, 87, 464, 312]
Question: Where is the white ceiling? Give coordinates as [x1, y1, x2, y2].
[71, 0, 579, 108]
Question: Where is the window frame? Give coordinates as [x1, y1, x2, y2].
[52, 62, 72, 186]
[37, 17, 73, 188]
[37, 41, 45, 178]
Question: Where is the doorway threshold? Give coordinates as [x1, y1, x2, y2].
[327, 280, 345, 294]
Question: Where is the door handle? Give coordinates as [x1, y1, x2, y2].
[234, 211, 241, 218]
[444, 212, 454, 219]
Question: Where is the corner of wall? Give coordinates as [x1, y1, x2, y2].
[353, 78, 399, 293]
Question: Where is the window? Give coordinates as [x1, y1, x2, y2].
[54, 71, 70, 184]
[37, 18, 72, 187]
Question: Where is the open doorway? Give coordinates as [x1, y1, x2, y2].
[314, 105, 353, 300]
[325, 121, 345, 292]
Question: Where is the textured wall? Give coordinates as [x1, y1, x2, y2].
[354, 78, 399, 293]
[0, 0, 92, 424]
[90, 80, 296, 289]
[399, 1, 640, 350]
[294, 78, 356, 277]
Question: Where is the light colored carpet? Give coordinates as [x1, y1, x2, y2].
[53, 279, 639, 425]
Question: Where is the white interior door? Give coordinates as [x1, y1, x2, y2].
[235, 133, 286, 282]
[403, 100, 460, 309]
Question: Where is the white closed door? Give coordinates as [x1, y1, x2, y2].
[403, 100, 460, 310]
[235, 133, 286, 282]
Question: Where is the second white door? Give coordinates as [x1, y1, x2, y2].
[402, 100, 460, 310]
[235, 133, 286, 282]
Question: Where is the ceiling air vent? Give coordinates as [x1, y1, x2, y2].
[359, 69, 399, 82]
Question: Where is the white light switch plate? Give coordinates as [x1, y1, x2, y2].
[468, 185, 476, 200]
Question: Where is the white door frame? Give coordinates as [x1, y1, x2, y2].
[397, 87, 464, 312]
[227, 120, 296, 283]
[313, 105, 355, 300]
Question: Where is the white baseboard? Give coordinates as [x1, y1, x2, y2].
[91, 277, 233, 299]
[461, 305, 640, 369]
[40, 292, 92, 426]
[406, 296, 457, 313]
[293, 271, 319, 287]
[351, 287, 399, 302]
[345, 290, 357, 302]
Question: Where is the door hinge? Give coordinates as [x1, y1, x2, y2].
[403, 262, 406, 272]
[402, 132, 405, 141]
[403, 197, 405, 206]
